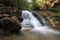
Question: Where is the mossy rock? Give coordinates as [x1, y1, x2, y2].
[0, 7, 23, 36]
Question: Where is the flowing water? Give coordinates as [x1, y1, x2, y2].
[0, 11, 60, 40]
[21, 11, 60, 35]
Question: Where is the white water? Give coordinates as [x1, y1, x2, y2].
[21, 11, 60, 35]
[21, 11, 42, 28]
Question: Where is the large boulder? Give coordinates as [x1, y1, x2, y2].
[0, 7, 23, 36]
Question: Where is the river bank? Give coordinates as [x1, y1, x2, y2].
[39, 11, 60, 30]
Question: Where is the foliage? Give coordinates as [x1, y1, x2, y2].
[32, 0, 40, 10]
[46, 2, 60, 13]
[32, 0, 59, 10]
[33, 0, 49, 10]
[56, 12, 60, 17]
[14, 0, 31, 10]
[0, 0, 32, 10]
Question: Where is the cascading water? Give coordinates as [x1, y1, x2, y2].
[21, 11, 42, 28]
[21, 11, 60, 35]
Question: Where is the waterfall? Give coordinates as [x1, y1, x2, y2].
[37, 14, 47, 26]
[21, 11, 60, 35]
[21, 11, 42, 28]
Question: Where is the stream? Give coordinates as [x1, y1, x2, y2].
[0, 11, 60, 40]
[21, 11, 60, 35]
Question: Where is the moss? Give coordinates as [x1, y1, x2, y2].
[0, 7, 23, 36]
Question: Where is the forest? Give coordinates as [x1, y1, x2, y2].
[0, 0, 60, 40]
[0, 0, 60, 29]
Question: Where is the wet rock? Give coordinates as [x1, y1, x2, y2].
[0, 8, 23, 36]
[40, 11, 60, 30]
